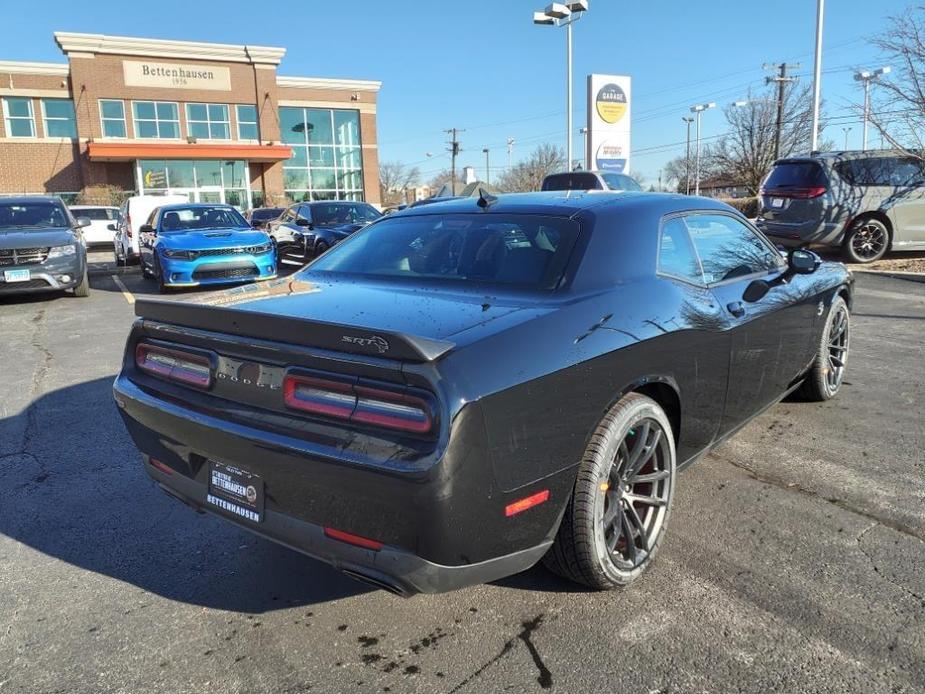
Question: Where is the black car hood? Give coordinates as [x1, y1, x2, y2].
[316, 223, 365, 238]
[0, 228, 76, 249]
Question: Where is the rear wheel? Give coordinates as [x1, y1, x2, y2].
[798, 296, 849, 401]
[544, 393, 676, 589]
[842, 217, 889, 263]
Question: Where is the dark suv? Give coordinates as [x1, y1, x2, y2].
[756, 151, 925, 263]
[0, 196, 90, 297]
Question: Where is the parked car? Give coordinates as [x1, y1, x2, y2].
[245, 206, 285, 230]
[756, 150, 925, 263]
[138, 203, 276, 293]
[0, 196, 90, 297]
[114, 193, 189, 266]
[114, 191, 852, 595]
[542, 170, 643, 192]
[267, 200, 382, 260]
[69, 205, 121, 246]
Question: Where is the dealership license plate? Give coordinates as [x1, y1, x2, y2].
[206, 461, 264, 523]
[771, 197, 785, 208]
[3, 269, 30, 283]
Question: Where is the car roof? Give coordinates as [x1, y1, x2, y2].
[300, 200, 366, 206]
[0, 195, 66, 205]
[158, 202, 237, 211]
[69, 204, 118, 209]
[395, 190, 729, 219]
[776, 149, 920, 165]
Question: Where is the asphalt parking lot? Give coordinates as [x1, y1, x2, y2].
[1, 257, 923, 693]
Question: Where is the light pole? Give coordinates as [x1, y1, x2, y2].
[579, 127, 588, 169]
[533, 1, 589, 170]
[810, 0, 825, 151]
[689, 102, 715, 196]
[841, 127, 852, 150]
[682, 116, 694, 195]
[506, 137, 515, 169]
[482, 148, 490, 185]
[854, 66, 891, 151]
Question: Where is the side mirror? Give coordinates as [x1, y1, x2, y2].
[76, 216, 92, 228]
[139, 224, 155, 235]
[743, 279, 771, 303]
[106, 223, 116, 231]
[295, 218, 311, 227]
[788, 248, 820, 275]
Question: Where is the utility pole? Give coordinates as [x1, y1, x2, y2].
[445, 128, 464, 194]
[482, 148, 490, 185]
[682, 116, 694, 195]
[764, 62, 800, 161]
[506, 137, 515, 169]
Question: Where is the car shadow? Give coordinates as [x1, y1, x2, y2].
[0, 375, 370, 611]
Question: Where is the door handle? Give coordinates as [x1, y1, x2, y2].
[727, 301, 746, 318]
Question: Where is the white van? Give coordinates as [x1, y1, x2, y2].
[69, 205, 121, 246]
[114, 193, 189, 265]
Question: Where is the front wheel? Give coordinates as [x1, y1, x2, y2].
[154, 256, 169, 294]
[72, 268, 90, 297]
[544, 392, 676, 589]
[842, 217, 889, 263]
[798, 296, 849, 401]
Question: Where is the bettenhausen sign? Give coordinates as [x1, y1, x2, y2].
[123, 60, 231, 91]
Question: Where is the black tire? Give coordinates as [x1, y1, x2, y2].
[543, 392, 676, 589]
[114, 246, 125, 267]
[154, 256, 169, 294]
[842, 216, 889, 263]
[72, 268, 90, 297]
[798, 296, 849, 401]
[140, 257, 153, 279]
[313, 240, 329, 259]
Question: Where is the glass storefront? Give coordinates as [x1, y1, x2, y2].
[136, 159, 250, 209]
[280, 107, 364, 202]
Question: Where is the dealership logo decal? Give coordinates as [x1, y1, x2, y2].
[595, 83, 628, 124]
[341, 335, 390, 353]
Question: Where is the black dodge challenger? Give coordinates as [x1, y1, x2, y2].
[113, 191, 853, 595]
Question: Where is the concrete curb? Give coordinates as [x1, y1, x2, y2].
[852, 268, 925, 284]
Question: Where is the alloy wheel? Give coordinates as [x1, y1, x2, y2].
[600, 418, 672, 571]
[825, 305, 849, 392]
[851, 222, 887, 261]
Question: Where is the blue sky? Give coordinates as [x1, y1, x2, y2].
[7, 0, 911, 185]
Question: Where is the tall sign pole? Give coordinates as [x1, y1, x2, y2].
[810, 0, 825, 152]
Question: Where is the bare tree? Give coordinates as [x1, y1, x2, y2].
[706, 82, 821, 195]
[378, 161, 420, 205]
[495, 143, 566, 193]
[868, 5, 925, 159]
[428, 169, 453, 192]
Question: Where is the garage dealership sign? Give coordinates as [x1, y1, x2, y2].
[123, 60, 231, 91]
[586, 74, 631, 173]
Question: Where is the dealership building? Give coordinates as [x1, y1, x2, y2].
[0, 32, 382, 207]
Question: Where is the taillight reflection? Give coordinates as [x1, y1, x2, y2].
[763, 186, 827, 199]
[283, 372, 434, 435]
[135, 343, 212, 389]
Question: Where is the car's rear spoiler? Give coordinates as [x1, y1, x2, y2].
[134, 299, 455, 362]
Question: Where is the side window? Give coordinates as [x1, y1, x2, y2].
[685, 214, 782, 284]
[658, 217, 704, 284]
[298, 204, 312, 222]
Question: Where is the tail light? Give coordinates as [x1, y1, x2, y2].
[763, 186, 827, 199]
[135, 342, 212, 389]
[126, 213, 132, 238]
[284, 371, 434, 434]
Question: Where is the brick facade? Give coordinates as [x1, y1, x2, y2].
[0, 33, 381, 205]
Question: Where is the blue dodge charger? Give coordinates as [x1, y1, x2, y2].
[139, 203, 277, 292]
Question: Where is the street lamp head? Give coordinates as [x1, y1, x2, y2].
[731, 100, 748, 108]
[854, 70, 872, 81]
[566, 0, 589, 11]
[690, 102, 716, 113]
[875, 66, 892, 77]
[543, 3, 571, 19]
[533, 11, 555, 24]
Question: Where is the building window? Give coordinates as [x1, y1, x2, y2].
[41, 99, 77, 138]
[236, 104, 259, 141]
[3, 97, 36, 138]
[100, 99, 126, 138]
[280, 107, 363, 201]
[186, 103, 230, 140]
[132, 101, 180, 139]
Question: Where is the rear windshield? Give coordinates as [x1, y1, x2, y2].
[600, 173, 643, 191]
[158, 206, 249, 232]
[542, 172, 604, 191]
[75, 207, 118, 221]
[308, 213, 581, 290]
[0, 202, 69, 229]
[763, 161, 827, 190]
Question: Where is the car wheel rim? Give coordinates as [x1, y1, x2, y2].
[825, 305, 849, 392]
[600, 418, 672, 572]
[852, 223, 886, 260]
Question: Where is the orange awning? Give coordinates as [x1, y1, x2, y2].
[87, 142, 292, 163]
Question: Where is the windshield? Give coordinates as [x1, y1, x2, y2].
[0, 202, 70, 230]
[308, 213, 580, 290]
[252, 208, 284, 221]
[158, 206, 249, 232]
[601, 173, 642, 191]
[311, 203, 381, 226]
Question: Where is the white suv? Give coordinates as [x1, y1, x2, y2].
[114, 194, 188, 265]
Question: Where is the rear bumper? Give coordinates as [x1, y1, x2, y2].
[112, 375, 556, 594]
[756, 218, 845, 248]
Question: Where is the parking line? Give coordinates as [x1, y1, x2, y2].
[111, 274, 135, 305]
